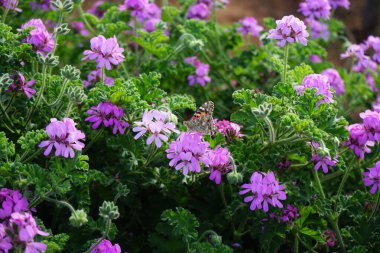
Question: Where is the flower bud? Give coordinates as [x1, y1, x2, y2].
[62, 0, 74, 12]
[0, 74, 12, 89]
[60, 65, 80, 81]
[210, 234, 222, 246]
[56, 23, 71, 35]
[227, 171, 243, 184]
[38, 53, 59, 66]
[251, 103, 272, 118]
[67, 86, 86, 104]
[69, 209, 88, 227]
[99, 201, 120, 220]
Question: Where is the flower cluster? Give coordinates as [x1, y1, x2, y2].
[343, 123, 375, 160]
[278, 204, 300, 223]
[207, 146, 232, 184]
[268, 15, 309, 47]
[364, 36, 380, 64]
[240, 171, 287, 212]
[39, 118, 86, 158]
[83, 69, 114, 88]
[363, 161, 380, 194]
[70, 21, 90, 37]
[186, 3, 210, 20]
[0, 188, 48, 253]
[90, 239, 122, 253]
[184, 57, 211, 87]
[0, 0, 21, 12]
[328, 0, 350, 10]
[82, 35, 125, 70]
[295, 74, 333, 107]
[322, 230, 336, 247]
[299, 0, 331, 21]
[85, 102, 129, 134]
[308, 19, 329, 40]
[237, 17, 263, 37]
[166, 132, 211, 175]
[311, 141, 338, 174]
[30, 0, 51, 11]
[321, 68, 345, 95]
[88, 0, 106, 18]
[6, 72, 36, 99]
[214, 119, 243, 140]
[19, 19, 54, 55]
[133, 110, 179, 148]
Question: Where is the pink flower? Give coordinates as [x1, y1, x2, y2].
[311, 141, 337, 173]
[295, 74, 333, 107]
[343, 123, 374, 160]
[39, 118, 86, 158]
[237, 17, 263, 37]
[208, 146, 232, 184]
[20, 19, 54, 55]
[299, 0, 331, 20]
[90, 239, 121, 253]
[268, 15, 309, 47]
[340, 44, 365, 59]
[329, 0, 350, 10]
[0, 188, 29, 219]
[82, 35, 125, 70]
[214, 119, 243, 140]
[363, 161, 380, 194]
[82, 69, 114, 88]
[186, 3, 210, 20]
[6, 72, 36, 98]
[70, 21, 90, 36]
[184, 57, 211, 87]
[321, 68, 345, 95]
[9, 212, 48, 243]
[322, 230, 336, 247]
[359, 110, 380, 141]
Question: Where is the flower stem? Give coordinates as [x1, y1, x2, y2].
[1, 0, 12, 23]
[21, 148, 42, 163]
[84, 219, 111, 253]
[311, 168, 326, 199]
[25, 64, 47, 128]
[65, 102, 73, 117]
[0, 101, 14, 128]
[283, 43, 289, 83]
[48, 79, 69, 106]
[294, 232, 299, 253]
[263, 116, 276, 143]
[44, 196, 76, 213]
[101, 67, 105, 84]
[78, 5, 96, 35]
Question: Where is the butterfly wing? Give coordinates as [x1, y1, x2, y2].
[184, 101, 216, 135]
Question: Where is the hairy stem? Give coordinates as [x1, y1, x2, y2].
[283, 43, 289, 83]
[78, 5, 96, 35]
[263, 116, 276, 143]
[1, 0, 12, 23]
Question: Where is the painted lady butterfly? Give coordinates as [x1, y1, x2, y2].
[183, 101, 217, 135]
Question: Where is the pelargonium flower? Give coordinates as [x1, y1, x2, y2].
[207, 146, 232, 184]
[118, 0, 148, 18]
[340, 44, 365, 59]
[311, 141, 337, 174]
[329, 0, 350, 10]
[321, 68, 345, 95]
[0, 0, 21, 12]
[166, 132, 211, 175]
[88, 1, 106, 18]
[359, 110, 380, 141]
[299, 0, 331, 20]
[70, 21, 90, 37]
[184, 57, 211, 87]
[0, 224, 12, 252]
[144, 18, 160, 33]
[363, 161, 380, 194]
[6, 72, 36, 98]
[237, 17, 263, 37]
[85, 102, 129, 134]
[352, 55, 378, 73]
[82, 35, 125, 70]
[373, 96, 380, 113]
[141, 2, 161, 20]
[279, 204, 300, 223]
[309, 20, 329, 40]
[186, 3, 210, 20]
[268, 15, 309, 47]
[240, 171, 287, 212]
[365, 72, 378, 92]
[0, 188, 29, 219]
[39, 118, 86, 158]
[133, 110, 179, 148]
[30, 0, 50, 11]
[82, 69, 114, 88]
[214, 119, 243, 140]
[365, 36, 380, 63]
[309, 54, 322, 63]
[90, 239, 121, 253]
[20, 19, 54, 55]
[8, 212, 48, 252]
[322, 230, 336, 247]
[343, 123, 375, 160]
[295, 74, 333, 107]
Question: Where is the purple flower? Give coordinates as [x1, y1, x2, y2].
[141, 2, 161, 19]
[329, 0, 350, 10]
[352, 55, 377, 73]
[85, 102, 129, 134]
[279, 204, 300, 223]
[166, 132, 211, 175]
[239, 171, 287, 212]
[321, 68, 345, 95]
[237, 17, 263, 37]
[82, 69, 114, 88]
[322, 230, 336, 247]
[0, 188, 29, 219]
[20, 19, 54, 55]
[6, 72, 36, 98]
[268, 15, 309, 47]
[343, 124, 374, 160]
[82, 35, 125, 70]
[0, 224, 12, 252]
[311, 141, 337, 174]
[0, 0, 21, 12]
[88, 1, 106, 18]
[359, 110, 380, 141]
[186, 3, 210, 20]
[340, 44, 365, 59]
[119, 0, 148, 18]
[133, 110, 179, 148]
[30, 0, 51, 11]
[9, 212, 49, 242]
[90, 239, 121, 253]
[70, 21, 90, 36]
[39, 118, 86, 158]
[365, 36, 380, 63]
[214, 119, 243, 140]
[207, 146, 232, 184]
[309, 54, 322, 63]
[299, 0, 331, 20]
[373, 96, 380, 113]
[308, 20, 329, 40]
[363, 161, 380, 194]
[144, 18, 160, 33]
[295, 74, 333, 107]
[365, 73, 378, 93]
[185, 57, 211, 87]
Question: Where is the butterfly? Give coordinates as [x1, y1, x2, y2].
[183, 101, 217, 135]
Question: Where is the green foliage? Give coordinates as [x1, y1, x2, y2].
[0, 132, 15, 160]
